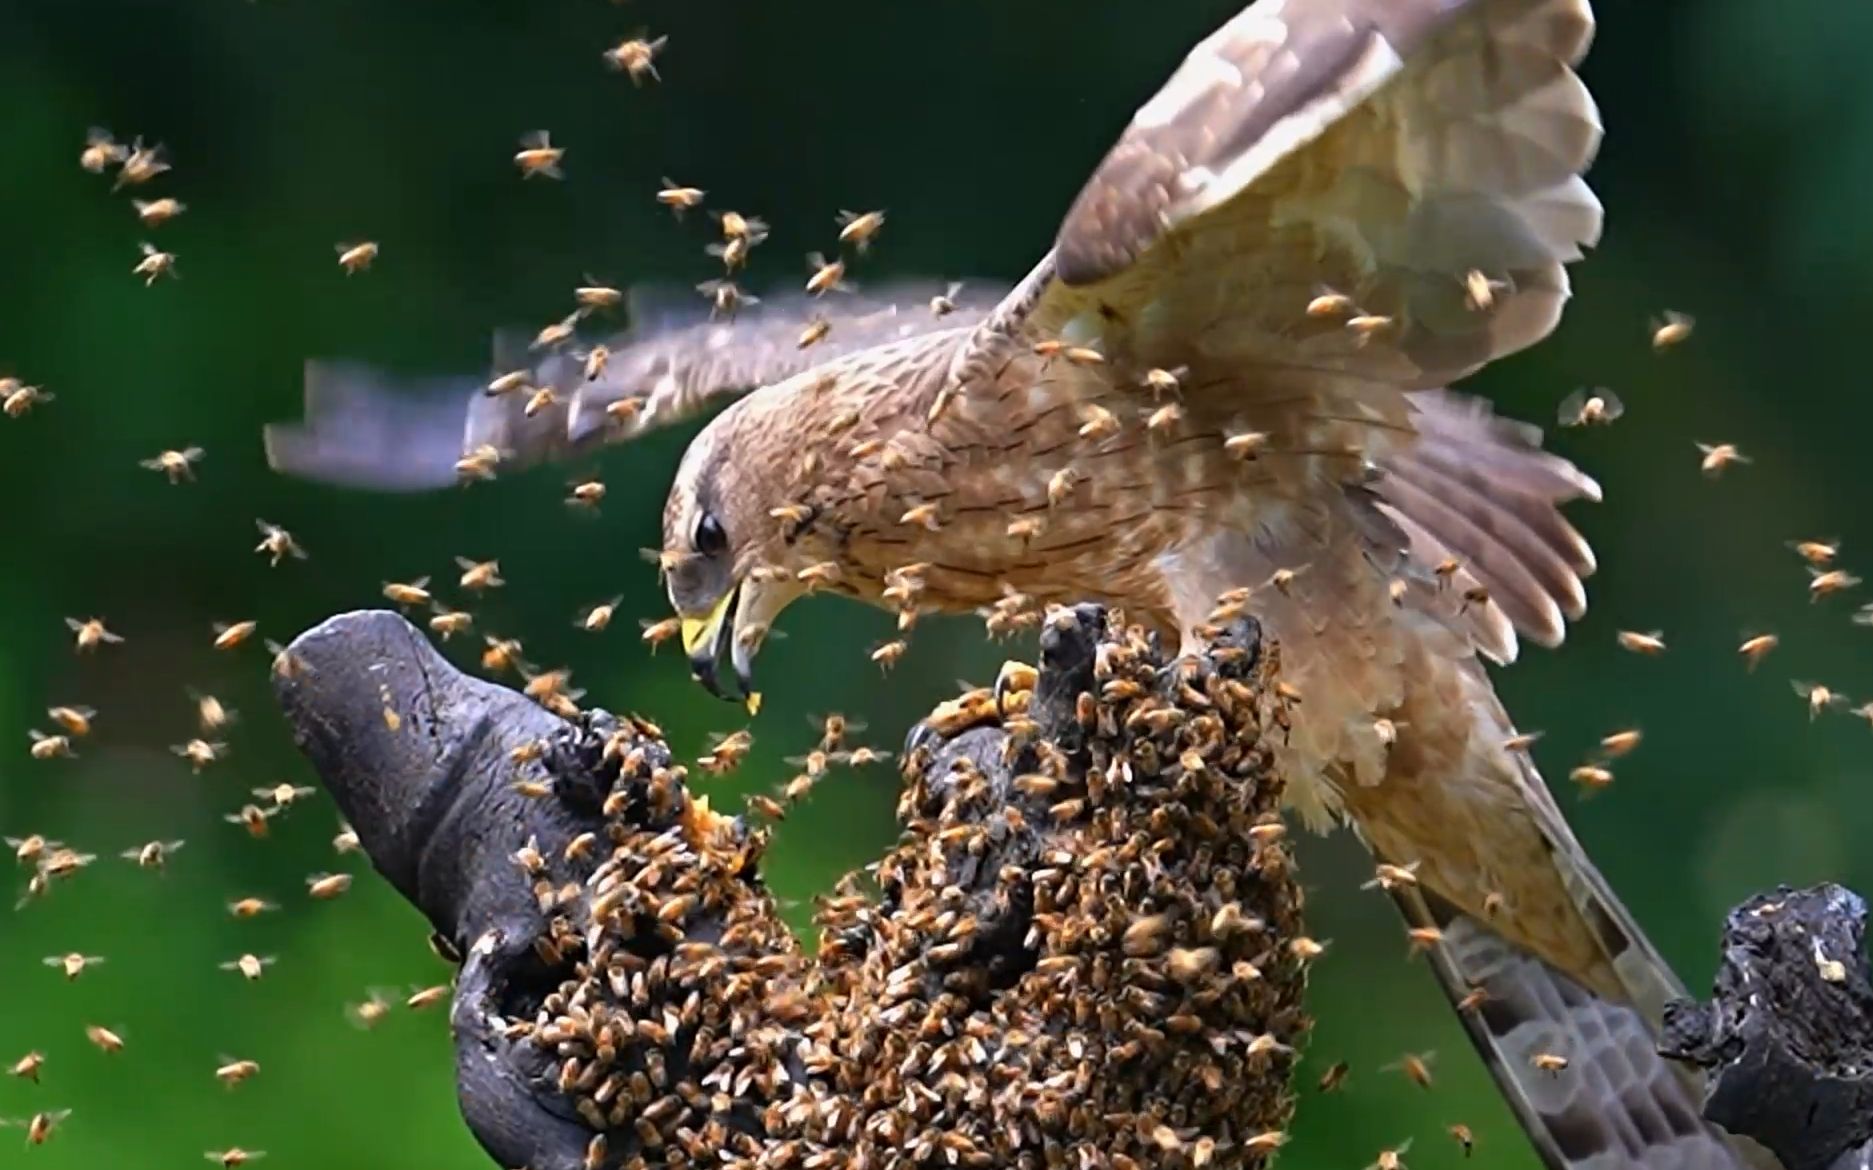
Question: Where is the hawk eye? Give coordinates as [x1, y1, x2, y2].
[693, 511, 727, 557]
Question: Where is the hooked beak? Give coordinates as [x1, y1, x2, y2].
[681, 587, 749, 705]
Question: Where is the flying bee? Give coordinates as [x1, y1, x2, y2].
[1793, 680, 1848, 721]
[656, 178, 704, 218]
[1305, 286, 1355, 317]
[45, 953, 105, 981]
[1142, 365, 1187, 398]
[576, 596, 622, 633]
[1599, 728, 1643, 757]
[1146, 402, 1183, 435]
[1361, 861, 1421, 892]
[1447, 1125, 1475, 1157]
[899, 502, 942, 531]
[1650, 309, 1694, 351]
[429, 608, 473, 639]
[226, 897, 277, 919]
[708, 234, 752, 271]
[1789, 538, 1841, 567]
[9, 1109, 72, 1145]
[640, 616, 681, 653]
[1531, 1052, 1570, 1074]
[172, 738, 227, 773]
[1556, 387, 1624, 427]
[335, 241, 378, 274]
[697, 729, 753, 775]
[480, 636, 530, 675]
[798, 316, 831, 349]
[121, 839, 185, 870]
[1224, 430, 1270, 460]
[332, 823, 360, 854]
[205, 1148, 265, 1167]
[1345, 312, 1393, 342]
[265, 639, 310, 680]
[253, 519, 306, 566]
[2, 382, 52, 417]
[454, 445, 502, 483]
[213, 620, 257, 650]
[805, 253, 848, 296]
[141, 445, 203, 481]
[134, 197, 186, 227]
[513, 130, 564, 179]
[929, 281, 962, 317]
[1382, 1051, 1435, 1088]
[406, 984, 450, 1010]
[81, 126, 126, 172]
[115, 137, 169, 188]
[836, 209, 886, 251]
[697, 278, 755, 320]
[1047, 467, 1079, 507]
[46, 706, 95, 737]
[27, 730, 73, 760]
[566, 478, 606, 509]
[133, 241, 177, 285]
[382, 577, 432, 608]
[1078, 403, 1120, 440]
[306, 873, 352, 900]
[1317, 1060, 1350, 1092]
[214, 1058, 260, 1089]
[1369, 1140, 1414, 1170]
[454, 557, 504, 592]
[1615, 629, 1666, 655]
[1570, 764, 1615, 794]
[1463, 268, 1508, 310]
[1810, 568, 1861, 601]
[1695, 441, 1750, 478]
[84, 1025, 124, 1053]
[6, 1051, 43, 1083]
[1006, 515, 1046, 544]
[603, 32, 667, 84]
[533, 310, 582, 351]
[220, 954, 274, 982]
[871, 639, 908, 672]
[224, 804, 276, 839]
[573, 278, 622, 312]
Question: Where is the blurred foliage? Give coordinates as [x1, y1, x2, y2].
[0, 1, 1869, 1168]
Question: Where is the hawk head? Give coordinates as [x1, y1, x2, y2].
[660, 405, 807, 706]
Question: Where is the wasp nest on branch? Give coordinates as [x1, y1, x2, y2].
[274, 603, 1306, 1170]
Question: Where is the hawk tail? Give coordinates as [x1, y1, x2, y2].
[1383, 861, 1780, 1170]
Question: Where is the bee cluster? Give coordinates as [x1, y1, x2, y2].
[460, 603, 1303, 1170]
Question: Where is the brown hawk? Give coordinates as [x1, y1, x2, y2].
[265, 3, 1778, 1169]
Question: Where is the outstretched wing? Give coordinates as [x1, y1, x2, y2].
[265, 280, 1004, 491]
[962, 0, 1601, 393]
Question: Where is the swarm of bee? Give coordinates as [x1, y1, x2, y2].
[489, 604, 1303, 1169]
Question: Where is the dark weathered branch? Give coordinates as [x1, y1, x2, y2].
[275, 606, 1305, 1170]
[1662, 884, 1873, 1170]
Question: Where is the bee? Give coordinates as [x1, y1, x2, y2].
[306, 873, 352, 900]
[1531, 1051, 1570, 1074]
[1502, 730, 1543, 753]
[1243, 1131, 1289, 1155]
[513, 130, 565, 179]
[1650, 309, 1694, 351]
[205, 1148, 265, 1167]
[213, 620, 258, 650]
[1305, 287, 1355, 317]
[522, 668, 580, 707]
[265, 639, 310, 680]
[603, 33, 668, 84]
[44, 953, 105, 981]
[1146, 402, 1183, 435]
[214, 1058, 260, 1089]
[220, 954, 274, 982]
[38, 848, 96, 880]
[406, 984, 450, 1010]
[899, 502, 942, 531]
[1570, 764, 1615, 794]
[604, 396, 646, 425]
[7, 835, 56, 867]
[716, 209, 768, 243]
[1005, 515, 1046, 544]
[1224, 430, 1270, 460]
[1142, 365, 1187, 398]
[1810, 568, 1861, 601]
[454, 445, 502, 483]
[84, 1025, 124, 1054]
[6, 1051, 43, 1083]
[65, 616, 123, 652]
[335, 241, 378, 274]
[533, 312, 583, 353]
[133, 241, 177, 285]
[576, 596, 622, 633]
[172, 739, 228, 773]
[698, 730, 753, 775]
[805, 253, 848, 296]
[845, 745, 890, 767]
[1455, 985, 1490, 1014]
[134, 197, 187, 227]
[697, 278, 755, 320]
[1361, 861, 1420, 892]
[485, 370, 530, 397]
[836, 209, 886, 252]
[793, 315, 833, 350]
[227, 897, 276, 919]
[656, 178, 704, 218]
[1382, 1051, 1436, 1088]
[574, 279, 622, 312]
[1789, 538, 1840, 567]
[639, 616, 682, 653]
[1445, 1125, 1475, 1157]
[708, 234, 752, 271]
[253, 519, 306, 566]
[382, 577, 432, 608]
[81, 126, 127, 172]
[1063, 345, 1106, 367]
[1793, 680, 1848, 721]
[1345, 312, 1393, 342]
[1046, 467, 1079, 507]
[1288, 936, 1328, 962]
[121, 839, 185, 870]
[141, 445, 204, 481]
[1556, 387, 1624, 428]
[453, 557, 504, 593]
[1370, 1140, 1413, 1170]
[46, 706, 95, 737]
[428, 608, 473, 640]
[1405, 926, 1444, 955]
[332, 823, 360, 855]
[870, 639, 908, 672]
[566, 479, 606, 509]
[929, 280, 963, 317]
[9, 1109, 72, 1145]
[796, 561, 843, 590]
[115, 137, 169, 189]
[1695, 441, 1750, 478]
[1615, 629, 1666, 655]
[1464, 268, 1508, 311]
[348, 991, 393, 1029]
[1078, 403, 1120, 440]
[1599, 728, 1643, 757]
[2, 381, 52, 417]
[27, 730, 74, 760]
[224, 804, 276, 839]
[1316, 1060, 1350, 1092]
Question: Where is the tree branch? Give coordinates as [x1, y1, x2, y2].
[274, 605, 1306, 1170]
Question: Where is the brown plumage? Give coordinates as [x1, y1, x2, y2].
[263, 4, 1778, 1170]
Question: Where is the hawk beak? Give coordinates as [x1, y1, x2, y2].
[682, 588, 740, 704]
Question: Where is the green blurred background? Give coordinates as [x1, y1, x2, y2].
[2, 0, 1870, 1165]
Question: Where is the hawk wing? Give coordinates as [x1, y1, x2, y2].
[265, 281, 1002, 491]
[954, 0, 1602, 654]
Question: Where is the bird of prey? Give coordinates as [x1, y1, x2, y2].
[265, 3, 1776, 1169]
